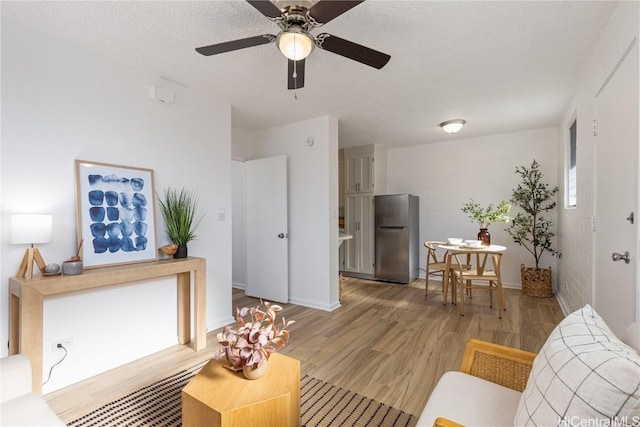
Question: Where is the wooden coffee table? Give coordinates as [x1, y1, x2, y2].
[182, 353, 300, 427]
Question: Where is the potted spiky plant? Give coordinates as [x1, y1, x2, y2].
[506, 159, 559, 297]
[157, 187, 203, 258]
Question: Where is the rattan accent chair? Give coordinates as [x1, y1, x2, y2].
[430, 339, 536, 427]
[420, 314, 640, 427]
[450, 250, 506, 318]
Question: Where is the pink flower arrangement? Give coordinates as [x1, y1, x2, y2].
[213, 300, 295, 371]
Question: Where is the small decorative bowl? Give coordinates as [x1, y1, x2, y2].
[465, 240, 483, 248]
[447, 238, 463, 245]
[160, 244, 178, 256]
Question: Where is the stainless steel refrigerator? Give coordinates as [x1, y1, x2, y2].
[374, 194, 419, 284]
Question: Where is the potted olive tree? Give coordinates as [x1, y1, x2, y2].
[506, 159, 559, 297]
[158, 187, 203, 258]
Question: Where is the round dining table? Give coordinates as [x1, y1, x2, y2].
[437, 244, 507, 305]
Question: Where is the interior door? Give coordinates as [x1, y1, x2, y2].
[246, 156, 289, 303]
[593, 43, 639, 336]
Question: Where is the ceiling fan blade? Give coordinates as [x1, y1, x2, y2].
[196, 35, 276, 56]
[316, 33, 390, 69]
[288, 59, 305, 90]
[246, 0, 283, 19]
[306, 1, 364, 26]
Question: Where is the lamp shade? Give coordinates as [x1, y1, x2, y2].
[440, 119, 466, 134]
[11, 214, 53, 244]
[278, 31, 314, 61]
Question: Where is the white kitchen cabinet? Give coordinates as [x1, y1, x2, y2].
[344, 145, 387, 195]
[343, 192, 375, 276]
[344, 150, 373, 193]
[342, 145, 386, 278]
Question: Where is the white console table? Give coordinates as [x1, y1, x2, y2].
[9, 257, 207, 393]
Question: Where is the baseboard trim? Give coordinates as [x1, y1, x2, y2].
[207, 315, 235, 332]
[288, 297, 341, 312]
[339, 271, 375, 280]
[554, 292, 571, 316]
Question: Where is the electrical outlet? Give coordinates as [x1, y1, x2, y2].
[52, 337, 73, 351]
[563, 281, 568, 291]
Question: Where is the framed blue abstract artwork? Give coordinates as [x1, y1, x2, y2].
[75, 160, 158, 268]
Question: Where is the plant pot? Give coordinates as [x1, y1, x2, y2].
[478, 228, 491, 246]
[521, 264, 553, 297]
[242, 359, 269, 380]
[174, 245, 188, 259]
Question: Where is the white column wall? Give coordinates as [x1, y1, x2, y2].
[251, 116, 340, 310]
[231, 160, 247, 288]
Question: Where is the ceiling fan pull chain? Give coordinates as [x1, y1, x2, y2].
[293, 59, 299, 100]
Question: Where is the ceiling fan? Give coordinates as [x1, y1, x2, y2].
[195, 0, 391, 90]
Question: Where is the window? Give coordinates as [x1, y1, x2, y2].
[568, 119, 577, 207]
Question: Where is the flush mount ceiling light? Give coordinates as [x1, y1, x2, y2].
[440, 119, 466, 134]
[277, 28, 314, 61]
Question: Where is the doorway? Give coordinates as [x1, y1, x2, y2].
[593, 40, 639, 336]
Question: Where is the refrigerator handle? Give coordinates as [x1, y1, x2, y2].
[377, 226, 406, 230]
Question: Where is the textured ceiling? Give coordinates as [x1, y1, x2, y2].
[1, 1, 617, 148]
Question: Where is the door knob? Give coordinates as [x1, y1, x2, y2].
[277, 233, 288, 239]
[611, 251, 630, 264]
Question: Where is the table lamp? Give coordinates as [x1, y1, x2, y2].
[11, 214, 53, 279]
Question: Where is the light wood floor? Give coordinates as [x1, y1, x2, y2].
[45, 277, 564, 422]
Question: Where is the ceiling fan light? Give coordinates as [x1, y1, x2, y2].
[440, 119, 466, 134]
[278, 31, 314, 61]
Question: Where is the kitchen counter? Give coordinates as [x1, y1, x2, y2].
[338, 233, 353, 247]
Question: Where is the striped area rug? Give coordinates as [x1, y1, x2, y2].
[300, 376, 415, 427]
[68, 361, 416, 427]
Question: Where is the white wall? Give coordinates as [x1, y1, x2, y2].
[230, 128, 255, 288]
[386, 127, 559, 287]
[1, 18, 233, 393]
[556, 1, 640, 314]
[231, 127, 255, 161]
[231, 160, 247, 288]
[248, 116, 340, 310]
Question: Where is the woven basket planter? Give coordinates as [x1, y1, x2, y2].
[520, 264, 553, 297]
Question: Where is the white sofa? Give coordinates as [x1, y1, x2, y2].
[1, 354, 66, 426]
[418, 305, 640, 427]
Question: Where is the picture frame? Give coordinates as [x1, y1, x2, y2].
[75, 160, 158, 268]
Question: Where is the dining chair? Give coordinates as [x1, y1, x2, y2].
[424, 241, 456, 304]
[450, 250, 506, 318]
